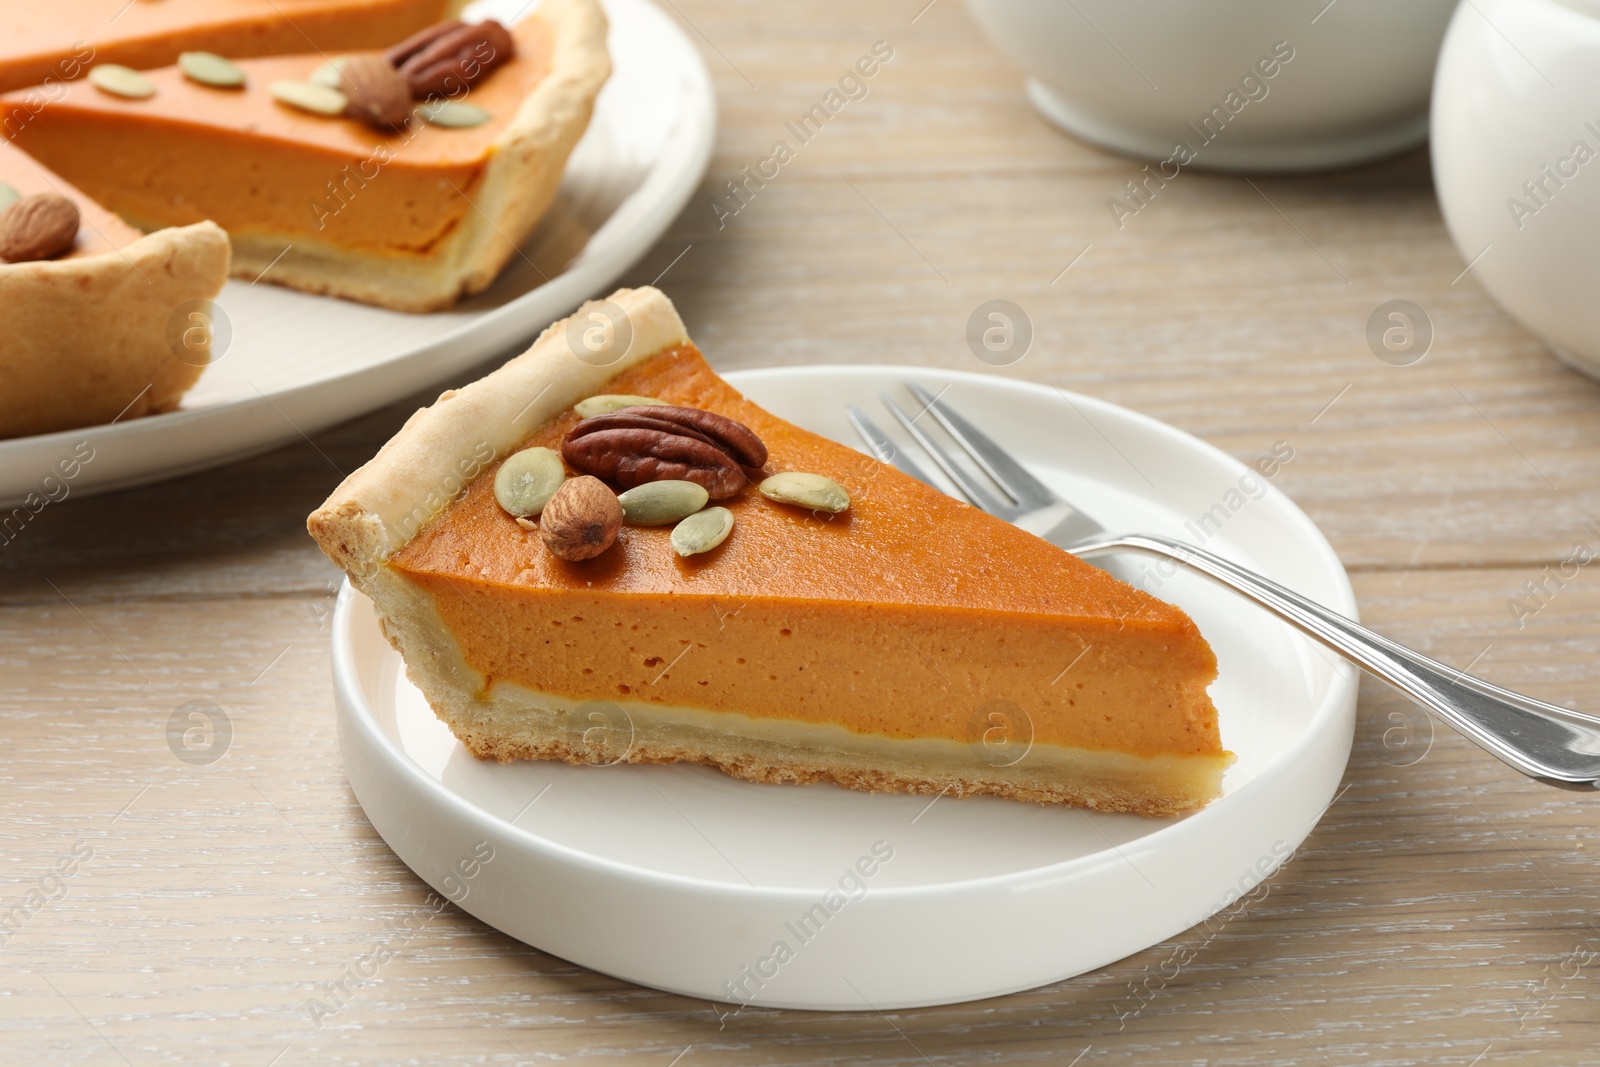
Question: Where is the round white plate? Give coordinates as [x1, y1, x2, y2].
[0, 0, 713, 507]
[332, 366, 1360, 1011]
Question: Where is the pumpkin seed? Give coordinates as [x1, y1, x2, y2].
[88, 65, 156, 99]
[574, 394, 669, 418]
[670, 507, 734, 557]
[0, 183, 18, 213]
[179, 52, 246, 88]
[270, 79, 348, 116]
[759, 472, 850, 513]
[309, 58, 347, 88]
[617, 480, 709, 526]
[417, 100, 492, 128]
[494, 446, 565, 517]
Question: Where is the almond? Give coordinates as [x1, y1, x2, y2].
[0, 193, 80, 263]
[540, 475, 622, 561]
[339, 53, 413, 130]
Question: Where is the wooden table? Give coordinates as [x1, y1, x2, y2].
[6, 1, 1600, 1062]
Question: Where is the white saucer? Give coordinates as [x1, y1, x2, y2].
[0, 0, 713, 506]
[331, 365, 1359, 1011]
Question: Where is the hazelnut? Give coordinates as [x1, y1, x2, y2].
[540, 475, 621, 561]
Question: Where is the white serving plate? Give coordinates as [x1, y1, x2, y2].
[332, 365, 1360, 1010]
[0, 0, 713, 506]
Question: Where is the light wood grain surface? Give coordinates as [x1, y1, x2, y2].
[6, 0, 1600, 1063]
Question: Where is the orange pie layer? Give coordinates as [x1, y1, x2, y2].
[1, 0, 460, 94]
[2, 16, 554, 260]
[389, 346, 1224, 762]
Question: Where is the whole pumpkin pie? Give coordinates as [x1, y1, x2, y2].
[0, 0, 465, 94]
[0, 139, 230, 439]
[2, 0, 609, 312]
[308, 288, 1231, 816]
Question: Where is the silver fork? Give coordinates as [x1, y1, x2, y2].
[847, 382, 1600, 790]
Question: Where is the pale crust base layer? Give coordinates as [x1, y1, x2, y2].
[0, 221, 231, 438]
[458, 686, 1231, 817]
[225, 0, 609, 313]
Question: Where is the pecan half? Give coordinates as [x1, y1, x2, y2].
[610, 405, 768, 468]
[565, 412, 726, 452]
[393, 20, 515, 100]
[562, 428, 746, 500]
[385, 20, 465, 68]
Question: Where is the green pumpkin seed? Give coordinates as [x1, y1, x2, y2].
[179, 52, 245, 88]
[270, 80, 348, 117]
[617, 480, 709, 526]
[309, 58, 347, 88]
[759, 472, 850, 513]
[671, 507, 734, 557]
[494, 446, 565, 517]
[88, 65, 156, 99]
[573, 394, 670, 418]
[0, 183, 19, 213]
[417, 100, 493, 128]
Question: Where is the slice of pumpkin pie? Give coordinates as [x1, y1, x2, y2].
[308, 287, 1231, 816]
[2, 0, 608, 311]
[0, 139, 230, 438]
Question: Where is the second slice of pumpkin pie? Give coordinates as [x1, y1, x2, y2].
[1, 0, 608, 312]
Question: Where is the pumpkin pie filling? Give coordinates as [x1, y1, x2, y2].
[390, 345, 1225, 762]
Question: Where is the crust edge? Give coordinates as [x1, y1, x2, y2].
[307, 284, 687, 581]
[0, 221, 231, 438]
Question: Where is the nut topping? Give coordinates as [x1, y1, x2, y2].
[618, 405, 769, 468]
[493, 446, 565, 517]
[339, 53, 414, 129]
[385, 19, 466, 68]
[617, 480, 709, 526]
[539, 476, 621, 561]
[271, 80, 348, 116]
[179, 51, 246, 88]
[563, 427, 745, 500]
[574, 394, 670, 418]
[562, 404, 767, 501]
[87, 64, 156, 99]
[390, 20, 515, 99]
[566, 411, 727, 452]
[671, 507, 734, 557]
[759, 472, 851, 513]
[0, 193, 80, 263]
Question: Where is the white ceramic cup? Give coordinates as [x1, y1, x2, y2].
[1432, 0, 1600, 378]
[965, 0, 1458, 172]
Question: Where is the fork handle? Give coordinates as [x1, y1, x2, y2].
[1068, 532, 1600, 788]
